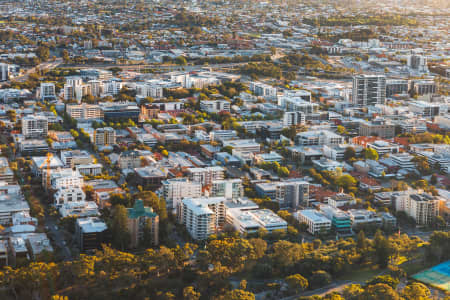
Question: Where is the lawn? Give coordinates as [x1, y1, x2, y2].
[339, 267, 382, 283]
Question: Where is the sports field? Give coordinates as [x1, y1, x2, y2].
[412, 260, 450, 292]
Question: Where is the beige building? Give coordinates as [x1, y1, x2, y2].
[359, 119, 395, 138]
[127, 200, 159, 248]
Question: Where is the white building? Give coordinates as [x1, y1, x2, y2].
[210, 179, 243, 200]
[222, 139, 261, 153]
[187, 166, 225, 186]
[76, 163, 103, 176]
[66, 103, 103, 120]
[53, 187, 86, 206]
[44, 168, 84, 191]
[39, 83, 56, 101]
[210, 130, 238, 142]
[22, 115, 48, 139]
[227, 208, 287, 234]
[250, 82, 277, 99]
[347, 209, 382, 229]
[162, 178, 202, 211]
[200, 100, 231, 113]
[296, 209, 331, 235]
[393, 192, 440, 225]
[283, 111, 305, 127]
[178, 197, 226, 240]
[295, 130, 344, 146]
[352, 74, 386, 106]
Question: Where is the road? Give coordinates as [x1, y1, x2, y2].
[45, 211, 72, 261]
[13, 58, 63, 82]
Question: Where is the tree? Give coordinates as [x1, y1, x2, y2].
[285, 274, 308, 293]
[364, 148, 379, 160]
[175, 56, 187, 66]
[62, 49, 70, 63]
[367, 275, 399, 289]
[183, 286, 200, 300]
[337, 125, 347, 135]
[271, 240, 304, 268]
[342, 284, 364, 300]
[401, 282, 431, 300]
[336, 174, 357, 193]
[111, 205, 130, 250]
[222, 289, 255, 300]
[373, 230, 392, 268]
[359, 283, 401, 300]
[344, 147, 356, 160]
[309, 270, 331, 289]
[357, 230, 367, 251]
[36, 45, 50, 61]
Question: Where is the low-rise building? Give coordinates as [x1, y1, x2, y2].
[76, 217, 108, 252]
[296, 209, 332, 235]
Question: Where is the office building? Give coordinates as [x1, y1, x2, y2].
[319, 205, 353, 235]
[352, 75, 386, 106]
[411, 80, 436, 95]
[53, 186, 86, 206]
[100, 102, 140, 122]
[359, 118, 395, 138]
[75, 217, 108, 252]
[296, 209, 331, 235]
[295, 130, 344, 146]
[407, 55, 428, 73]
[250, 82, 277, 99]
[0, 63, 9, 81]
[22, 115, 48, 139]
[200, 100, 231, 113]
[409, 101, 442, 117]
[226, 208, 287, 234]
[347, 209, 382, 229]
[385, 79, 409, 98]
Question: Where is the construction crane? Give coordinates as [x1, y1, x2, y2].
[39, 152, 53, 191]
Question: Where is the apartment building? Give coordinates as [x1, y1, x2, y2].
[43, 168, 84, 191]
[319, 205, 353, 235]
[226, 208, 287, 234]
[53, 187, 86, 206]
[250, 82, 277, 99]
[178, 197, 226, 240]
[60, 150, 92, 167]
[39, 83, 56, 101]
[187, 166, 225, 186]
[66, 103, 103, 120]
[385, 79, 409, 98]
[93, 127, 116, 146]
[210, 179, 244, 200]
[162, 178, 202, 211]
[22, 115, 48, 139]
[352, 74, 386, 106]
[127, 200, 159, 248]
[393, 192, 440, 225]
[0, 63, 9, 81]
[283, 111, 306, 127]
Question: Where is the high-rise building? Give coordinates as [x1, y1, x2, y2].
[162, 178, 202, 211]
[187, 166, 225, 186]
[352, 75, 386, 106]
[93, 127, 116, 146]
[178, 197, 226, 240]
[0, 63, 9, 81]
[393, 192, 440, 225]
[127, 199, 159, 248]
[407, 55, 428, 73]
[21, 115, 48, 139]
[39, 83, 56, 101]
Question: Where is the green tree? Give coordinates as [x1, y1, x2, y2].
[222, 289, 255, 300]
[183, 286, 200, 300]
[373, 230, 392, 268]
[111, 205, 130, 250]
[367, 275, 399, 289]
[36, 45, 50, 61]
[401, 282, 431, 300]
[359, 283, 401, 300]
[344, 146, 356, 160]
[342, 284, 364, 300]
[175, 56, 187, 66]
[285, 274, 308, 293]
[357, 230, 367, 251]
[364, 148, 379, 160]
[309, 270, 332, 289]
